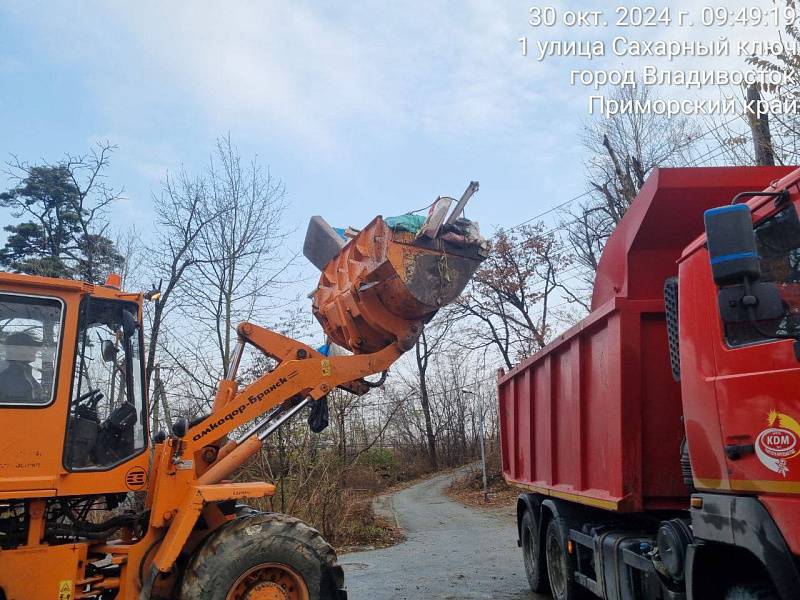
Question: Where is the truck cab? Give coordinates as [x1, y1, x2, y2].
[679, 173, 800, 599]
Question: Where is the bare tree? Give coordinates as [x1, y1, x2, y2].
[383, 331, 500, 469]
[115, 226, 142, 290]
[563, 86, 700, 276]
[740, 6, 800, 165]
[745, 84, 777, 166]
[187, 136, 293, 375]
[412, 315, 455, 471]
[143, 168, 217, 396]
[457, 223, 576, 368]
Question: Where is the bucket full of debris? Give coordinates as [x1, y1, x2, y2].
[303, 182, 488, 353]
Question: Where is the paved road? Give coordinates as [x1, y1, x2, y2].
[339, 470, 548, 600]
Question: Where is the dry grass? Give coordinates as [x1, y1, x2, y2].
[446, 452, 517, 510]
[333, 501, 405, 553]
[242, 447, 433, 550]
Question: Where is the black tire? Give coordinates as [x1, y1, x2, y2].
[520, 510, 548, 594]
[233, 503, 263, 518]
[724, 583, 779, 600]
[544, 518, 585, 600]
[180, 512, 345, 600]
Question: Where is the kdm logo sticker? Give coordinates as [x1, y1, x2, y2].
[755, 411, 800, 477]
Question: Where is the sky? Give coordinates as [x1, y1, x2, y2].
[0, 0, 783, 288]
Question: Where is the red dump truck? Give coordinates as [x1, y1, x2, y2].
[498, 166, 800, 600]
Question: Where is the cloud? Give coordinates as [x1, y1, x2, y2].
[2, 1, 552, 155]
[114, 3, 390, 151]
[4, 0, 778, 183]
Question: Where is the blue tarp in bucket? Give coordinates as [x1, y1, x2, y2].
[385, 214, 426, 233]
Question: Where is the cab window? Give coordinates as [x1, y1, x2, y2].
[0, 293, 63, 406]
[64, 298, 146, 469]
[725, 204, 800, 346]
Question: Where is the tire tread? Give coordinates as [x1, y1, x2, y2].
[180, 512, 344, 599]
[724, 583, 779, 600]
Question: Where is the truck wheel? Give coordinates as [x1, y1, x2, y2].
[520, 510, 548, 593]
[180, 512, 345, 600]
[724, 583, 778, 600]
[544, 518, 584, 600]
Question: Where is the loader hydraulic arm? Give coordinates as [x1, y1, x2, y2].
[143, 202, 487, 587]
[0, 192, 489, 600]
[184, 321, 413, 483]
[178, 208, 488, 483]
[143, 321, 413, 582]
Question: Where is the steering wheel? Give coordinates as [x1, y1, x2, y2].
[75, 388, 104, 411]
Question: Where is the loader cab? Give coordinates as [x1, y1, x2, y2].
[62, 296, 146, 470]
[0, 272, 150, 499]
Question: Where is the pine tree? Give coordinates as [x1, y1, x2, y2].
[0, 144, 124, 283]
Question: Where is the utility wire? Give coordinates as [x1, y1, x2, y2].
[463, 113, 756, 330]
[502, 111, 748, 235]
[504, 189, 595, 232]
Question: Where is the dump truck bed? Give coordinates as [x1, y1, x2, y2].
[498, 295, 682, 512]
[497, 166, 795, 513]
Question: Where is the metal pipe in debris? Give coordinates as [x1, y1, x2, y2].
[446, 181, 479, 225]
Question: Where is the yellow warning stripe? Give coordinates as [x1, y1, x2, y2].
[509, 481, 622, 511]
[694, 477, 800, 494]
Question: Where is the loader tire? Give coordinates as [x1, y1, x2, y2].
[180, 512, 346, 600]
[724, 583, 779, 600]
[233, 503, 262, 518]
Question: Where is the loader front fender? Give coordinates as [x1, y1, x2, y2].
[150, 482, 275, 575]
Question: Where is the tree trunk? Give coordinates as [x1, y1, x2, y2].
[151, 364, 162, 440]
[416, 334, 438, 471]
[419, 376, 437, 470]
[337, 406, 347, 462]
[145, 301, 164, 394]
[746, 84, 776, 166]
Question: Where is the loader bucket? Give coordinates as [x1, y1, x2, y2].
[311, 216, 487, 353]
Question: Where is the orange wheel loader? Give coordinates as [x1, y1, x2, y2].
[0, 188, 486, 600]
